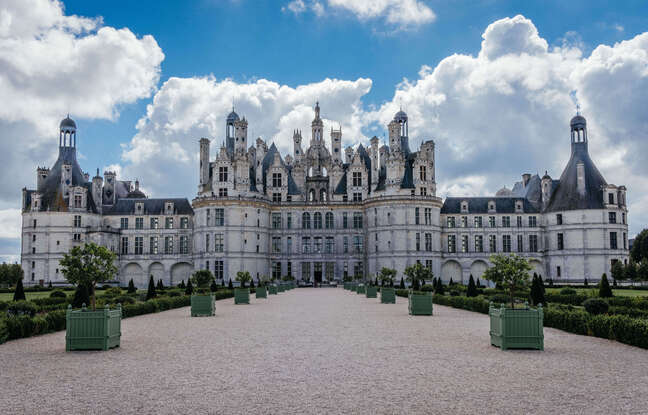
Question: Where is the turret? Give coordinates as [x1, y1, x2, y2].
[345, 147, 354, 164]
[311, 102, 323, 146]
[234, 117, 248, 153]
[225, 108, 240, 155]
[331, 126, 342, 164]
[388, 120, 400, 152]
[103, 170, 116, 205]
[199, 138, 210, 192]
[293, 130, 303, 160]
[92, 168, 103, 213]
[36, 167, 49, 191]
[370, 136, 379, 188]
[541, 171, 552, 207]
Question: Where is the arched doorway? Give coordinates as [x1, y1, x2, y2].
[123, 263, 145, 288]
[441, 260, 462, 283]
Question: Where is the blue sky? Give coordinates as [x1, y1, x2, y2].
[1, 0, 648, 262]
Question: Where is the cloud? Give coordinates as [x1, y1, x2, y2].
[0, 0, 164, 238]
[282, 0, 307, 15]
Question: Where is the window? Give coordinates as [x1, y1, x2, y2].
[489, 235, 497, 252]
[219, 188, 228, 197]
[425, 208, 432, 225]
[325, 212, 334, 229]
[425, 260, 433, 271]
[610, 232, 618, 249]
[272, 193, 281, 202]
[420, 187, 427, 196]
[72, 233, 81, 241]
[475, 235, 483, 252]
[326, 263, 334, 281]
[181, 217, 189, 229]
[502, 235, 512, 252]
[33, 219, 37, 228]
[215, 234, 224, 252]
[314, 212, 322, 229]
[215, 209, 224, 226]
[120, 218, 129, 229]
[426, 233, 433, 252]
[343, 262, 348, 278]
[353, 212, 363, 229]
[134, 236, 143, 255]
[502, 216, 510, 227]
[302, 237, 311, 254]
[135, 217, 143, 229]
[166, 217, 173, 229]
[474, 217, 483, 228]
[419, 165, 427, 181]
[415, 207, 420, 225]
[287, 195, 292, 202]
[447, 217, 456, 228]
[205, 234, 210, 252]
[516, 216, 522, 227]
[556, 214, 563, 225]
[206, 261, 209, 271]
[517, 235, 523, 252]
[219, 166, 228, 182]
[180, 236, 189, 254]
[352, 172, 362, 187]
[608, 193, 614, 204]
[342, 195, 348, 202]
[354, 262, 364, 278]
[272, 237, 281, 253]
[286, 213, 292, 229]
[287, 261, 292, 277]
[343, 236, 349, 253]
[302, 262, 310, 281]
[314, 237, 323, 253]
[121, 237, 128, 254]
[343, 212, 348, 229]
[557, 233, 564, 250]
[287, 237, 292, 254]
[353, 192, 362, 202]
[272, 262, 282, 279]
[609, 212, 617, 224]
[302, 212, 311, 229]
[272, 172, 282, 187]
[461, 235, 468, 253]
[325, 237, 334, 253]
[416, 233, 421, 251]
[74, 195, 82, 208]
[557, 266, 561, 278]
[622, 213, 626, 224]
[206, 209, 211, 226]
[214, 261, 224, 279]
[73, 215, 81, 227]
[529, 235, 538, 252]
[151, 217, 159, 229]
[461, 216, 468, 228]
[150, 236, 158, 254]
[448, 235, 456, 253]
[528, 216, 537, 227]
[165, 236, 173, 254]
[489, 216, 496, 228]
[272, 213, 282, 229]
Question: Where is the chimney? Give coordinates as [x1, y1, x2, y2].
[522, 173, 531, 187]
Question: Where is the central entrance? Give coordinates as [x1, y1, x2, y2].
[314, 262, 323, 284]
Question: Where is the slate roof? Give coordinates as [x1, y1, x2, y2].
[260, 143, 301, 195]
[441, 197, 540, 214]
[103, 198, 193, 215]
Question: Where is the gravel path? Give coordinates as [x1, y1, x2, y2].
[1, 288, 648, 414]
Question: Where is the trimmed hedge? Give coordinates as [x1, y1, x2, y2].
[544, 293, 590, 306]
[608, 297, 648, 310]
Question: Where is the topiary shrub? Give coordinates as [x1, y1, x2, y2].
[599, 273, 613, 298]
[210, 280, 218, 292]
[421, 284, 434, 292]
[0, 318, 9, 344]
[103, 287, 122, 298]
[13, 279, 25, 301]
[560, 287, 577, 296]
[7, 301, 37, 317]
[466, 275, 477, 297]
[146, 275, 157, 300]
[450, 290, 460, 296]
[127, 279, 137, 294]
[49, 290, 67, 298]
[113, 295, 136, 305]
[583, 298, 609, 315]
[185, 279, 194, 295]
[490, 294, 510, 305]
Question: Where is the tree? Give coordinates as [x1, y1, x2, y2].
[146, 275, 157, 300]
[530, 274, 546, 306]
[436, 278, 445, 295]
[466, 275, 477, 297]
[599, 273, 613, 298]
[626, 261, 640, 286]
[449, 277, 454, 286]
[482, 254, 532, 308]
[127, 279, 137, 294]
[71, 283, 90, 308]
[0, 263, 24, 287]
[236, 271, 252, 288]
[13, 278, 25, 301]
[611, 261, 626, 286]
[639, 261, 648, 285]
[185, 278, 194, 295]
[192, 270, 214, 290]
[630, 228, 648, 264]
[60, 242, 117, 310]
[404, 263, 432, 292]
[378, 267, 397, 287]
[48, 280, 52, 289]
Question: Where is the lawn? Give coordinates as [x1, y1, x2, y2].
[545, 287, 648, 297]
[0, 289, 111, 302]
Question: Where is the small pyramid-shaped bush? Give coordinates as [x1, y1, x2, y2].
[210, 280, 218, 292]
[127, 278, 137, 294]
[599, 273, 613, 298]
[466, 275, 477, 297]
[179, 280, 186, 289]
[228, 279, 233, 289]
[185, 279, 194, 295]
[250, 278, 255, 288]
[156, 279, 164, 291]
[13, 278, 26, 301]
[146, 275, 157, 300]
[399, 277, 405, 289]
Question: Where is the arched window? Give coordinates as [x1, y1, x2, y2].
[320, 189, 327, 202]
[325, 212, 334, 229]
[322, 167, 327, 177]
[302, 212, 311, 229]
[309, 189, 315, 201]
[314, 212, 322, 229]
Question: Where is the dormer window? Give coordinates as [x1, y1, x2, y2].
[136, 202, 144, 212]
[219, 167, 228, 182]
[165, 202, 174, 214]
[608, 193, 614, 205]
[461, 202, 468, 213]
[516, 202, 523, 212]
[488, 201, 496, 212]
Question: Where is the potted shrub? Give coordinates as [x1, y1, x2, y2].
[256, 275, 268, 299]
[60, 243, 121, 351]
[190, 270, 216, 317]
[379, 267, 397, 304]
[365, 275, 378, 298]
[484, 254, 543, 350]
[354, 273, 365, 294]
[235, 271, 252, 304]
[268, 276, 278, 295]
[405, 263, 433, 315]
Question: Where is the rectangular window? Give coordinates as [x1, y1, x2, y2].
[272, 261, 282, 279]
[180, 236, 189, 254]
[420, 187, 427, 196]
[286, 213, 292, 229]
[135, 217, 144, 229]
[415, 207, 420, 225]
[286, 236, 292, 254]
[425, 260, 433, 271]
[314, 213, 322, 229]
[121, 237, 128, 254]
[219, 166, 228, 182]
[557, 233, 564, 250]
[33, 219, 37, 228]
[419, 165, 427, 181]
[302, 237, 311, 254]
[529, 235, 538, 252]
[448, 235, 456, 253]
[301, 262, 310, 281]
[150, 217, 159, 229]
[425, 233, 433, 252]
[623, 233, 627, 250]
[516, 216, 522, 227]
[165, 217, 173, 229]
[517, 235, 523, 252]
[165, 236, 173, 254]
[354, 262, 364, 278]
[134, 236, 143, 255]
[489, 216, 496, 228]
[609, 212, 617, 224]
[325, 237, 334, 254]
[528, 216, 537, 227]
[343, 236, 348, 253]
[150, 236, 158, 254]
[272, 172, 282, 187]
[219, 188, 228, 197]
[180, 217, 189, 229]
[353, 212, 363, 229]
[489, 235, 497, 252]
[314, 237, 323, 253]
[205, 234, 210, 252]
[353, 192, 362, 202]
[608, 193, 614, 204]
[353, 235, 363, 253]
[474, 217, 483, 228]
[120, 217, 129, 229]
[557, 214, 563, 225]
[215, 234, 224, 252]
[461, 216, 468, 228]
[557, 266, 561, 278]
[352, 172, 362, 187]
[272, 193, 281, 202]
[461, 235, 468, 253]
[272, 213, 282, 229]
[326, 212, 334, 229]
[425, 208, 432, 225]
[287, 261, 292, 277]
[74, 195, 82, 208]
[610, 232, 618, 249]
[214, 261, 224, 279]
[447, 217, 456, 228]
[343, 212, 348, 229]
[502, 216, 510, 228]
[215, 209, 224, 226]
[475, 235, 483, 252]
[272, 237, 281, 253]
[325, 263, 334, 281]
[73, 215, 81, 227]
[622, 213, 626, 224]
[416, 233, 421, 251]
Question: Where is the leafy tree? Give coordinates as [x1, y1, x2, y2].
[0, 263, 24, 287]
[599, 273, 613, 298]
[146, 275, 157, 300]
[378, 268, 397, 287]
[127, 279, 136, 294]
[210, 280, 218, 292]
[611, 261, 625, 285]
[71, 283, 90, 308]
[60, 242, 117, 310]
[185, 278, 194, 295]
[399, 277, 405, 289]
[404, 263, 432, 292]
[626, 261, 640, 286]
[630, 228, 648, 264]
[466, 275, 477, 297]
[639, 261, 648, 284]
[235, 271, 252, 288]
[192, 270, 214, 289]
[13, 278, 25, 301]
[482, 254, 532, 308]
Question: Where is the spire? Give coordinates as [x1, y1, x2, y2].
[315, 101, 320, 119]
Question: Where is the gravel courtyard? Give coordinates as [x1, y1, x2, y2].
[1, 288, 648, 414]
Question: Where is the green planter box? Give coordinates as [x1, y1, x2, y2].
[408, 292, 433, 315]
[256, 286, 268, 299]
[365, 286, 378, 298]
[235, 288, 250, 304]
[268, 285, 278, 295]
[278, 284, 285, 293]
[380, 287, 396, 304]
[191, 294, 215, 317]
[356, 284, 365, 294]
[66, 304, 121, 351]
[489, 303, 544, 350]
[344, 282, 350, 290]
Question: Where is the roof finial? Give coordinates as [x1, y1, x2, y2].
[576, 103, 581, 116]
